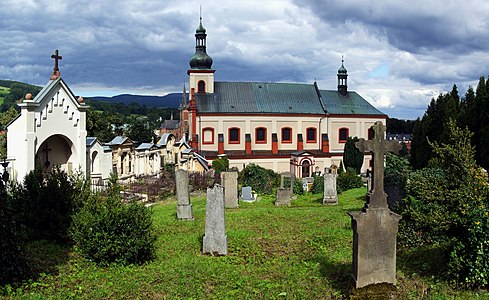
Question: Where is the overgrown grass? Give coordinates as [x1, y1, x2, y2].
[1, 187, 489, 299]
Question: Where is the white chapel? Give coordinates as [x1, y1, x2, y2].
[6, 50, 88, 181]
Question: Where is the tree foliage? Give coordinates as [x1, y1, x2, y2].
[398, 121, 489, 287]
[343, 136, 364, 174]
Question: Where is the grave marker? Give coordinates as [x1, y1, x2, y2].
[275, 172, 294, 206]
[203, 184, 228, 255]
[175, 169, 194, 220]
[221, 171, 238, 208]
[348, 121, 402, 288]
[323, 169, 338, 205]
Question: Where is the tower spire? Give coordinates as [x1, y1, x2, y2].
[337, 56, 348, 96]
[189, 12, 213, 70]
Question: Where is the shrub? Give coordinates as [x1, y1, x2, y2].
[212, 156, 229, 173]
[0, 191, 29, 284]
[70, 180, 156, 266]
[239, 164, 279, 194]
[337, 167, 363, 192]
[310, 174, 324, 195]
[10, 167, 81, 241]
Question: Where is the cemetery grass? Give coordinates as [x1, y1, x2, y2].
[2, 188, 489, 299]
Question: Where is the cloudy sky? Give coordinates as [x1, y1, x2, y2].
[1, 0, 488, 119]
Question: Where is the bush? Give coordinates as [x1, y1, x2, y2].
[337, 167, 363, 192]
[212, 156, 229, 173]
[70, 179, 156, 266]
[10, 167, 81, 241]
[0, 191, 29, 284]
[310, 174, 324, 194]
[343, 137, 364, 174]
[239, 164, 279, 194]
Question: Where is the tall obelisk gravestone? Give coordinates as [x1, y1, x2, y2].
[348, 121, 402, 288]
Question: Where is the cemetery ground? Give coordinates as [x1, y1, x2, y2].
[2, 188, 488, 299]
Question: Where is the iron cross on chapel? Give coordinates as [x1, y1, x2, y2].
[50, 49, 62, 80]
[355, 121, 401, 209]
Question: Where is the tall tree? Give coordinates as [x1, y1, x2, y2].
[343, 136, 364, 174]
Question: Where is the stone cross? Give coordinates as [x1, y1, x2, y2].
[355, 121, 401, 209]
[50, 49, 62, 79]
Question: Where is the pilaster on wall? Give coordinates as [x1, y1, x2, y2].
[245, 134, 251, 155]
[272, 133, 278, 154]
[218, 134, 224, 154]
[321, 133, 330, 153]
[297, 133, 303, 151]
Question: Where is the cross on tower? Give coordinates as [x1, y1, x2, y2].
[355, 121, 401, 209]
[50, 49, 62, 80]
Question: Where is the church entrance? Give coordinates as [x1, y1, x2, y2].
[35, 134, 75, 173]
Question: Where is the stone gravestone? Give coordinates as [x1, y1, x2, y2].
[175, 169, 193, 220]
[241, 186, 255, 202]
[323, 168, 338, 205]
[275, 172, 294, 206]
[348, 121, 402, 289]
[202, 184, 228, 255]
[221, 171, 238, 208]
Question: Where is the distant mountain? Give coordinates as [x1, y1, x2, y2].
[88, 93, 184, 108]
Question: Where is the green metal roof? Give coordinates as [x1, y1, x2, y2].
[196, 82, 325, 114]
[319, 90, 385, 116]
[195, 81, 385, 116]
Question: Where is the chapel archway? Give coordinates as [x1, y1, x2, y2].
[35, 134, 76, 173]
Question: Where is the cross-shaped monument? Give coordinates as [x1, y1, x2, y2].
[355, 121, 401, 209]
[50, 49, 62, 80]
[348, 121, 402, 291]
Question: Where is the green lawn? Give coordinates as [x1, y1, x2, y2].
[2, 188, 488, 299]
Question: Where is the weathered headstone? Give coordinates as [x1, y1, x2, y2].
[323, 170, 338, 205]
[348, 121, 402, 289]
[175, 169, 193, 220]
[221, 171, 238, 208]
[241, 186, 255, 202]
[202, 184, 228, 255]
[275, 172, 294, 206]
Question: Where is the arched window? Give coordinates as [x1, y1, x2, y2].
[339, 127, 349, 143]
[306, 127, 317, 143]
[202, 127, 214, 144]
[301, 159, 311, 177]
[255, 127, 267, 143]
[281, 127, 292, 143]
[198, 80, 206, 93]
[228, 127, 240, 144]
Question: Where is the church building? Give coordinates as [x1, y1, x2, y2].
[186, 19, 387, 176]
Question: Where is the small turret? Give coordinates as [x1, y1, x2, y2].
[337, 58, 348, 96]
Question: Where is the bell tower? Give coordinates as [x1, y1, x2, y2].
[337, 58, 348, 96]
[188, 16, 215, 94]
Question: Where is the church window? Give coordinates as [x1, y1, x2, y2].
[368, 127, 375, 140]
[339, 127, 349, 143]
[229, 127, 240, 144]
[255, 127, 267, 143]
[306, 127, 317, 143]
[202, 127, 214, 144]
[281, 127, 292, 143]
[198, 80, 206, 93]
